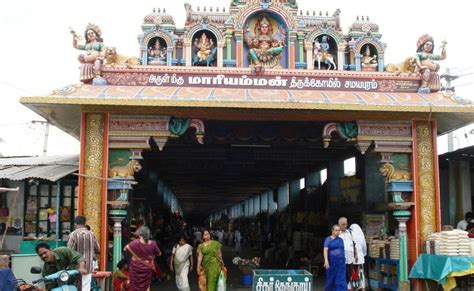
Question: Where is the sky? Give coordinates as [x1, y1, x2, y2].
[0, 0, 473, 156]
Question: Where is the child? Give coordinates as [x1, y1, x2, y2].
[113, 260, 129, 291]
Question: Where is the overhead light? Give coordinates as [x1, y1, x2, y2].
[231, 144, 271, 148]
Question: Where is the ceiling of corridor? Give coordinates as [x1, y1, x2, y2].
[142, 120, 357, 218]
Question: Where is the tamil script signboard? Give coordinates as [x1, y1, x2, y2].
[102, 70, 421, 93]
[253, 269, 312, 291]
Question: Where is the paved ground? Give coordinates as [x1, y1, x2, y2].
[151, 245, 325, 290]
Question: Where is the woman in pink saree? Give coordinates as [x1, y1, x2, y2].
[124, 226, 161, 291]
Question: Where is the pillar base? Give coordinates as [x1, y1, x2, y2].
[110, 214, 127, 271]
[393, 208, 412, 284]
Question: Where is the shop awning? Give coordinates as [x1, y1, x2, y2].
[20, 84, 474, 138]
[0, 155, 79, 182]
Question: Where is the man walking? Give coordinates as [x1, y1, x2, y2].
[68, 216, 100, 291]
[338, 217, 358, 287]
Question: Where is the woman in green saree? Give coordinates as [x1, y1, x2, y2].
[197, 230, 226, 291]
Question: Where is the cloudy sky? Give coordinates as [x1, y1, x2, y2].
[0, 0, 472, 156]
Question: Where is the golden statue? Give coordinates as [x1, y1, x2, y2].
[379, 163, 411, 181]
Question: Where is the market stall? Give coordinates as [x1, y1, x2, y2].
[410, 254, 474, 290]
[0, 156, 78, 255]
[409, 229, 474, 290]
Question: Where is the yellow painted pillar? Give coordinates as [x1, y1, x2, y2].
[413, 120, 440, 242]
[78, 112, 108, 270]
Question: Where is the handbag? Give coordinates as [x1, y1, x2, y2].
[349, 265, 361, 289]
[217, 269, 227, 291]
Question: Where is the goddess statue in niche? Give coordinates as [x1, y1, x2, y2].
[193, 32, 216, 66]
[148, 39, 167, 65]
[361, 45, 377, 70]
[245, 14, 286, 68]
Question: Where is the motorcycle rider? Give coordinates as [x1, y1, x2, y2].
[35, 242, 87, 290]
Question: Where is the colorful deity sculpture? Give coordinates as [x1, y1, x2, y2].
[71, 23, 105, 84]
[313, 36, 336, 70]
[361, 45, 378, 71]
[193, 33, 217, 66]
[148, 40, 167, 65]
[245, 14, 286, 68]
[415, 34, 447, 93]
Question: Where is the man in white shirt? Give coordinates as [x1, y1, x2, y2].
[338, 217, 358, 286]
[193, 228, 202, 248]
[457, 212, 473, 230]
[217, 229, 224, 244]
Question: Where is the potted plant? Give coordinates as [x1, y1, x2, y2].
[232, 256, 261, 286]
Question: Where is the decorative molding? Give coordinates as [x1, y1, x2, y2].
[185, 23, 226, 46]
[109, 115, 206, 149]
[354, 38, 385, 55]
[354, 140, 373, 154]
[109, 115, 170, 149]
[83, 113, 105, 247]
[357, 121, 412, 137]
[306, 28, 344, 48]
[322, 122, 337, 148]
[190, 119, 205, 144]
[233, 2, 297, 31]
[355, 121, 412, 154]
[415, 121, 437, 242]
[152, 136, 170, 151]
[141, 30, 175, 50]
[322, 121, 358, 148]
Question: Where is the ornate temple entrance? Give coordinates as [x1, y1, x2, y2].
[19, 1, 474, 289]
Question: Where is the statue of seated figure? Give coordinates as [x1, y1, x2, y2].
[415, 34, 447, 93]
[361, 45, 377, 71]
[192, 33, 216, 66]
[148, 41, 167, 65]
[245, 14, 286, 69]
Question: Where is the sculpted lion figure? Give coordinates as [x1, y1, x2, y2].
[379, 163, 411, 181]
[109, 160, 142, 179]
[104, 47, 140, 68]
[385, 57, 418, 76]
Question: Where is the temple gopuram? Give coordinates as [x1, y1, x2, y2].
[20, 0, 474, 289]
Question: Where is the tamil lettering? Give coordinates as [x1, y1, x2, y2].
[188, 75, 288, 87]
[149, 73, 184, 86]
[343, 79, 378, 90]
[117, 72, 422, 92]
[289, 77, 342, 89]
[255, 278, 311, 291]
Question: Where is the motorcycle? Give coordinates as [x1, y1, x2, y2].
[29, 266, 79, 291]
